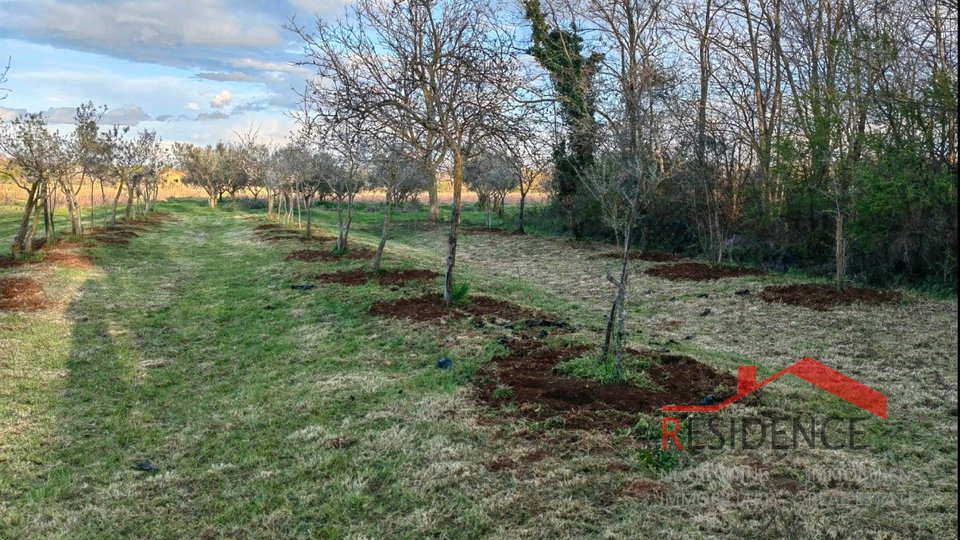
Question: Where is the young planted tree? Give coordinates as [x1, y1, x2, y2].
[123, 129, 164, 220]
[369, 143, 430, 273]
[464, 152, 517, 228]
[0, 113, 69, 257]
[171, 142, 239, 209]
[71, 101, 110, 231]
[501, 128, 552, 233]
[578, 0, 674, 373]
[316, 120, 367, 253]
[236, 130, 273, 216]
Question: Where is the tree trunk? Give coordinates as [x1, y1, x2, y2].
[124, 186, 135, 221]
[110, 180, 124, 225]
[518, 192, 527, 233]
[267, 188, 275, 220]
[834, 207, 846, 292]
[64, 185, 83, 236]
[372, 188, 393, 274]
[336, 197, 347, 252]
[444, 151, 464, 305]
[305, 195, 313, 238]
[428, 164, 439, 222]
[12, 183, 40, 259]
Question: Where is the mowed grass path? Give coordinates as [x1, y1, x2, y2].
[1, 200, 957, 538]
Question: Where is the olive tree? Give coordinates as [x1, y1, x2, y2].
[0, 113, 69, 257]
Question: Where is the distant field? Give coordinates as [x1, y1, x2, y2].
[0, 199, 956, 538]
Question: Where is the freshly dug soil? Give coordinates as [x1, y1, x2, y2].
[298, 235, 337, 244]
[760, 283, 902, 311]
[368, 294, 542, 322]
[284, 248, 373, 262]
[590, 251, 680, 262]
[1, 251, 94, 268]
[0, 277, 46, 311]
[41, 252, 94, 268]
[646, 262, 765, 281]
[89, 229, 140, 246]
[0, 256, 23, 269]
[316, 269, 440, 286]
[46, 240, 96, 250]
[475, 342, 738, 430]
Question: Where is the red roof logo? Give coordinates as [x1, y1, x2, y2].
[663, 357, 888, 418]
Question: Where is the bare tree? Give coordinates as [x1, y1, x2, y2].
[289, 0, 524, 304]
[576, 0, 675, 374]
[465, 151, 517, 228]
[369, 142, 430, 273]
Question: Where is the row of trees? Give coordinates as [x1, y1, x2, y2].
[0, 103, 164, 258]
[280, 0, 956, 373]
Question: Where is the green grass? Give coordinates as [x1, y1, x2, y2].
[554, 351, 660, 389]
[0, 198, 956, 538]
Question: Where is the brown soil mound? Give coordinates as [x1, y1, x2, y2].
[254, 223, 286, 232]
[42, 252, 94, 268]
[259, 231, 335, 243]
[89, 226, 145, 235]
[646, 262, 765, 281]
[0, 256, 23, 269]
[284, 248, 373, 262]
[0, 277, 46, 311]
[591, 251, 679, 262]
[760, 283, 902, 311]
[89, 229, 140, 246]
[476, 343, 737, 430]
[368, 294, 541, 322]
[298, 235, 336, 243]
[376, 269, 440, 285]
[316, 269, 440, 286]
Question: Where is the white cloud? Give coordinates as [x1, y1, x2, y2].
[210, 90, 232, 109]
[185, 102, 201, 111]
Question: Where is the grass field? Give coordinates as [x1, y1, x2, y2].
[1, 199, 956, 538]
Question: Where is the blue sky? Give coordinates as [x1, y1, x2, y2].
[0, 0, 348, 144]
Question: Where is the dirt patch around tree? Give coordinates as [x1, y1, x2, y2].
[368, 294, 544, 322]
[284, 248, 374, 263]
[40, 252, 94, 268]
[646, 262, 765, 281]
[475, 342, 738, 430]
[0, 277, 47, 311]
[46, 239, 97, 250]
[760, 283, 902, 311]
[316, 269, 440, 287]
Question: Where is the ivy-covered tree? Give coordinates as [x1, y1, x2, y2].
[524, 0, 602, 240]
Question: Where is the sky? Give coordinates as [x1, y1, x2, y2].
[0, 0, 349, 145]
